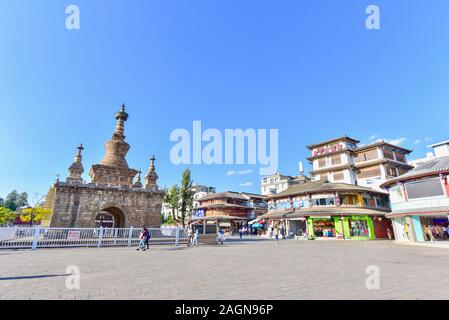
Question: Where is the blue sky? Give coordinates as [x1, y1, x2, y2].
[1, 0, 449, 198]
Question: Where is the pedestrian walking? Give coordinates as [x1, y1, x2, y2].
[144, 228, 151, 250]
[187, 227, 193, 247]
[274, 227, 279, 243]
[218, 229, 225, 245]
[239, 226, 243, 240]
[192, 228, 199, 247]
[136, 227, 147, 251]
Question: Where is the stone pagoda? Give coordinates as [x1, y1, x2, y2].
[46, 104, 164, 228]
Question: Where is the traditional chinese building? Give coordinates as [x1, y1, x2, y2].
[307, 136, 413, 190]
[381, 140, 449, 243]
[260, 179, 393, 240]
[192, 191, 268, 233]
[45, 105, 164, 228]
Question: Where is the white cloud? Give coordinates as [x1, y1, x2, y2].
[414, 137, 431, 145]
[227, 169, 253, 176]
[369, 135, 379, 141]
[374, 137, 407, 146]
[240, 181, 252, 187]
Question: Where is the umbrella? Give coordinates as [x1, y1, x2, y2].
[252, 223, 264, 229]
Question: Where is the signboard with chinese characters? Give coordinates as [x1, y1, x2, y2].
[194, 209, 205, 218]
[67, 230, 81, 240]
[312, 143, 344, 157]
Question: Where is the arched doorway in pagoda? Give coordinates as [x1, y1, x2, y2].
[94, 206, 126, 228]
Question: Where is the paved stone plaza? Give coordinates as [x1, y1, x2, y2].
[1, 240, 449, 300]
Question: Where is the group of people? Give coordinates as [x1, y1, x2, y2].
[423, 224, 449, 241]
[269, 225, 286, 241]
[186, 227, 200, 247]
[136, 227, 151, 251]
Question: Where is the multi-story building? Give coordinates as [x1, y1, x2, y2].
[193, 191, 267, 233]
[161, 183, 216, 221]
[408, 140, 449, 168]
[260, 179, 393, 240]
[261, 162, 309, 195]
[381, 140, 449, 243]
[307, 136, 413, 190]
[192, 184, 216, 209]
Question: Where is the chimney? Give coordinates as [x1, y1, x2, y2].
[299, 161, 304, 175]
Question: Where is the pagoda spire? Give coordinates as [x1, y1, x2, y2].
[150, 155, 156, 172]
[74, 144, 84, 163]
[132, 169, 143, 190]
[145, 155, 159, 191]
[67, 144, 84, 183]
[113, 103, 129, 140]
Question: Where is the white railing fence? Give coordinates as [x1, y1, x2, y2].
[0, 226, 188, 250]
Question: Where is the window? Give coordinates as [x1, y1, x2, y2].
[406, 178, 444, 199]
[313, 197, 335, 206]
[387, 166, 398, 177]
[342, 195, 358, 206]
[331, 155, 342, 165]
[355, 149, 378, 162]
[375, 199, 383, 208]
[318, 158, 327, 168]
[333, 171, 344, 181]
[357, 166, 381, 179]
[395, 152, 406, 163]
[363, 198, 376, 207]
[383, 149, 395, 160]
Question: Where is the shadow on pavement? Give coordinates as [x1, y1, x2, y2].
[0, 274, 70, 281]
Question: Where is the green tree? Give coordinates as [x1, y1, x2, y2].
[4, 190, 28, 211]
[164, 185, 180, 220]
[179, 169, 194, 227]
[0, 207, 16, 226]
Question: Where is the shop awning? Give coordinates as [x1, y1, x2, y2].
[189, 215, 247, 221]
[259, 207, 389, 221]
[386, 206, 449, 218]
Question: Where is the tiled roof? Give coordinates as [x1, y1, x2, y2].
[354, 141, 412, 154]
[196, 203, 250, 210]
[386, 206, 449, 218]
[198, 192, 248, 201]
[381, 156, 449, 187]
[266, 180, 388, 199]
[306, 136, 359, 149]
[260, 206, 389, 220]
[189, 215, 247, 221]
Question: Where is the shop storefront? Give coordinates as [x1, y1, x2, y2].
[390, 213, 449, 242]
[306, 215, 375, 239]
[420, 216, 449, 241]
[287, 218, 307, 237]
[381, 151, 449, 243]
[308, 217, 336, 238]
[262, 179, 393, 241]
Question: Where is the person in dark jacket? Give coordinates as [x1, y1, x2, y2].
[144, 227, 151, 250]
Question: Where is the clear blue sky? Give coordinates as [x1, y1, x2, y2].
[1, 0, 449, 198]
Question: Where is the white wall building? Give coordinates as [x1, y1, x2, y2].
[261, 162, 309, 195]
[307, 136, 413, 191]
